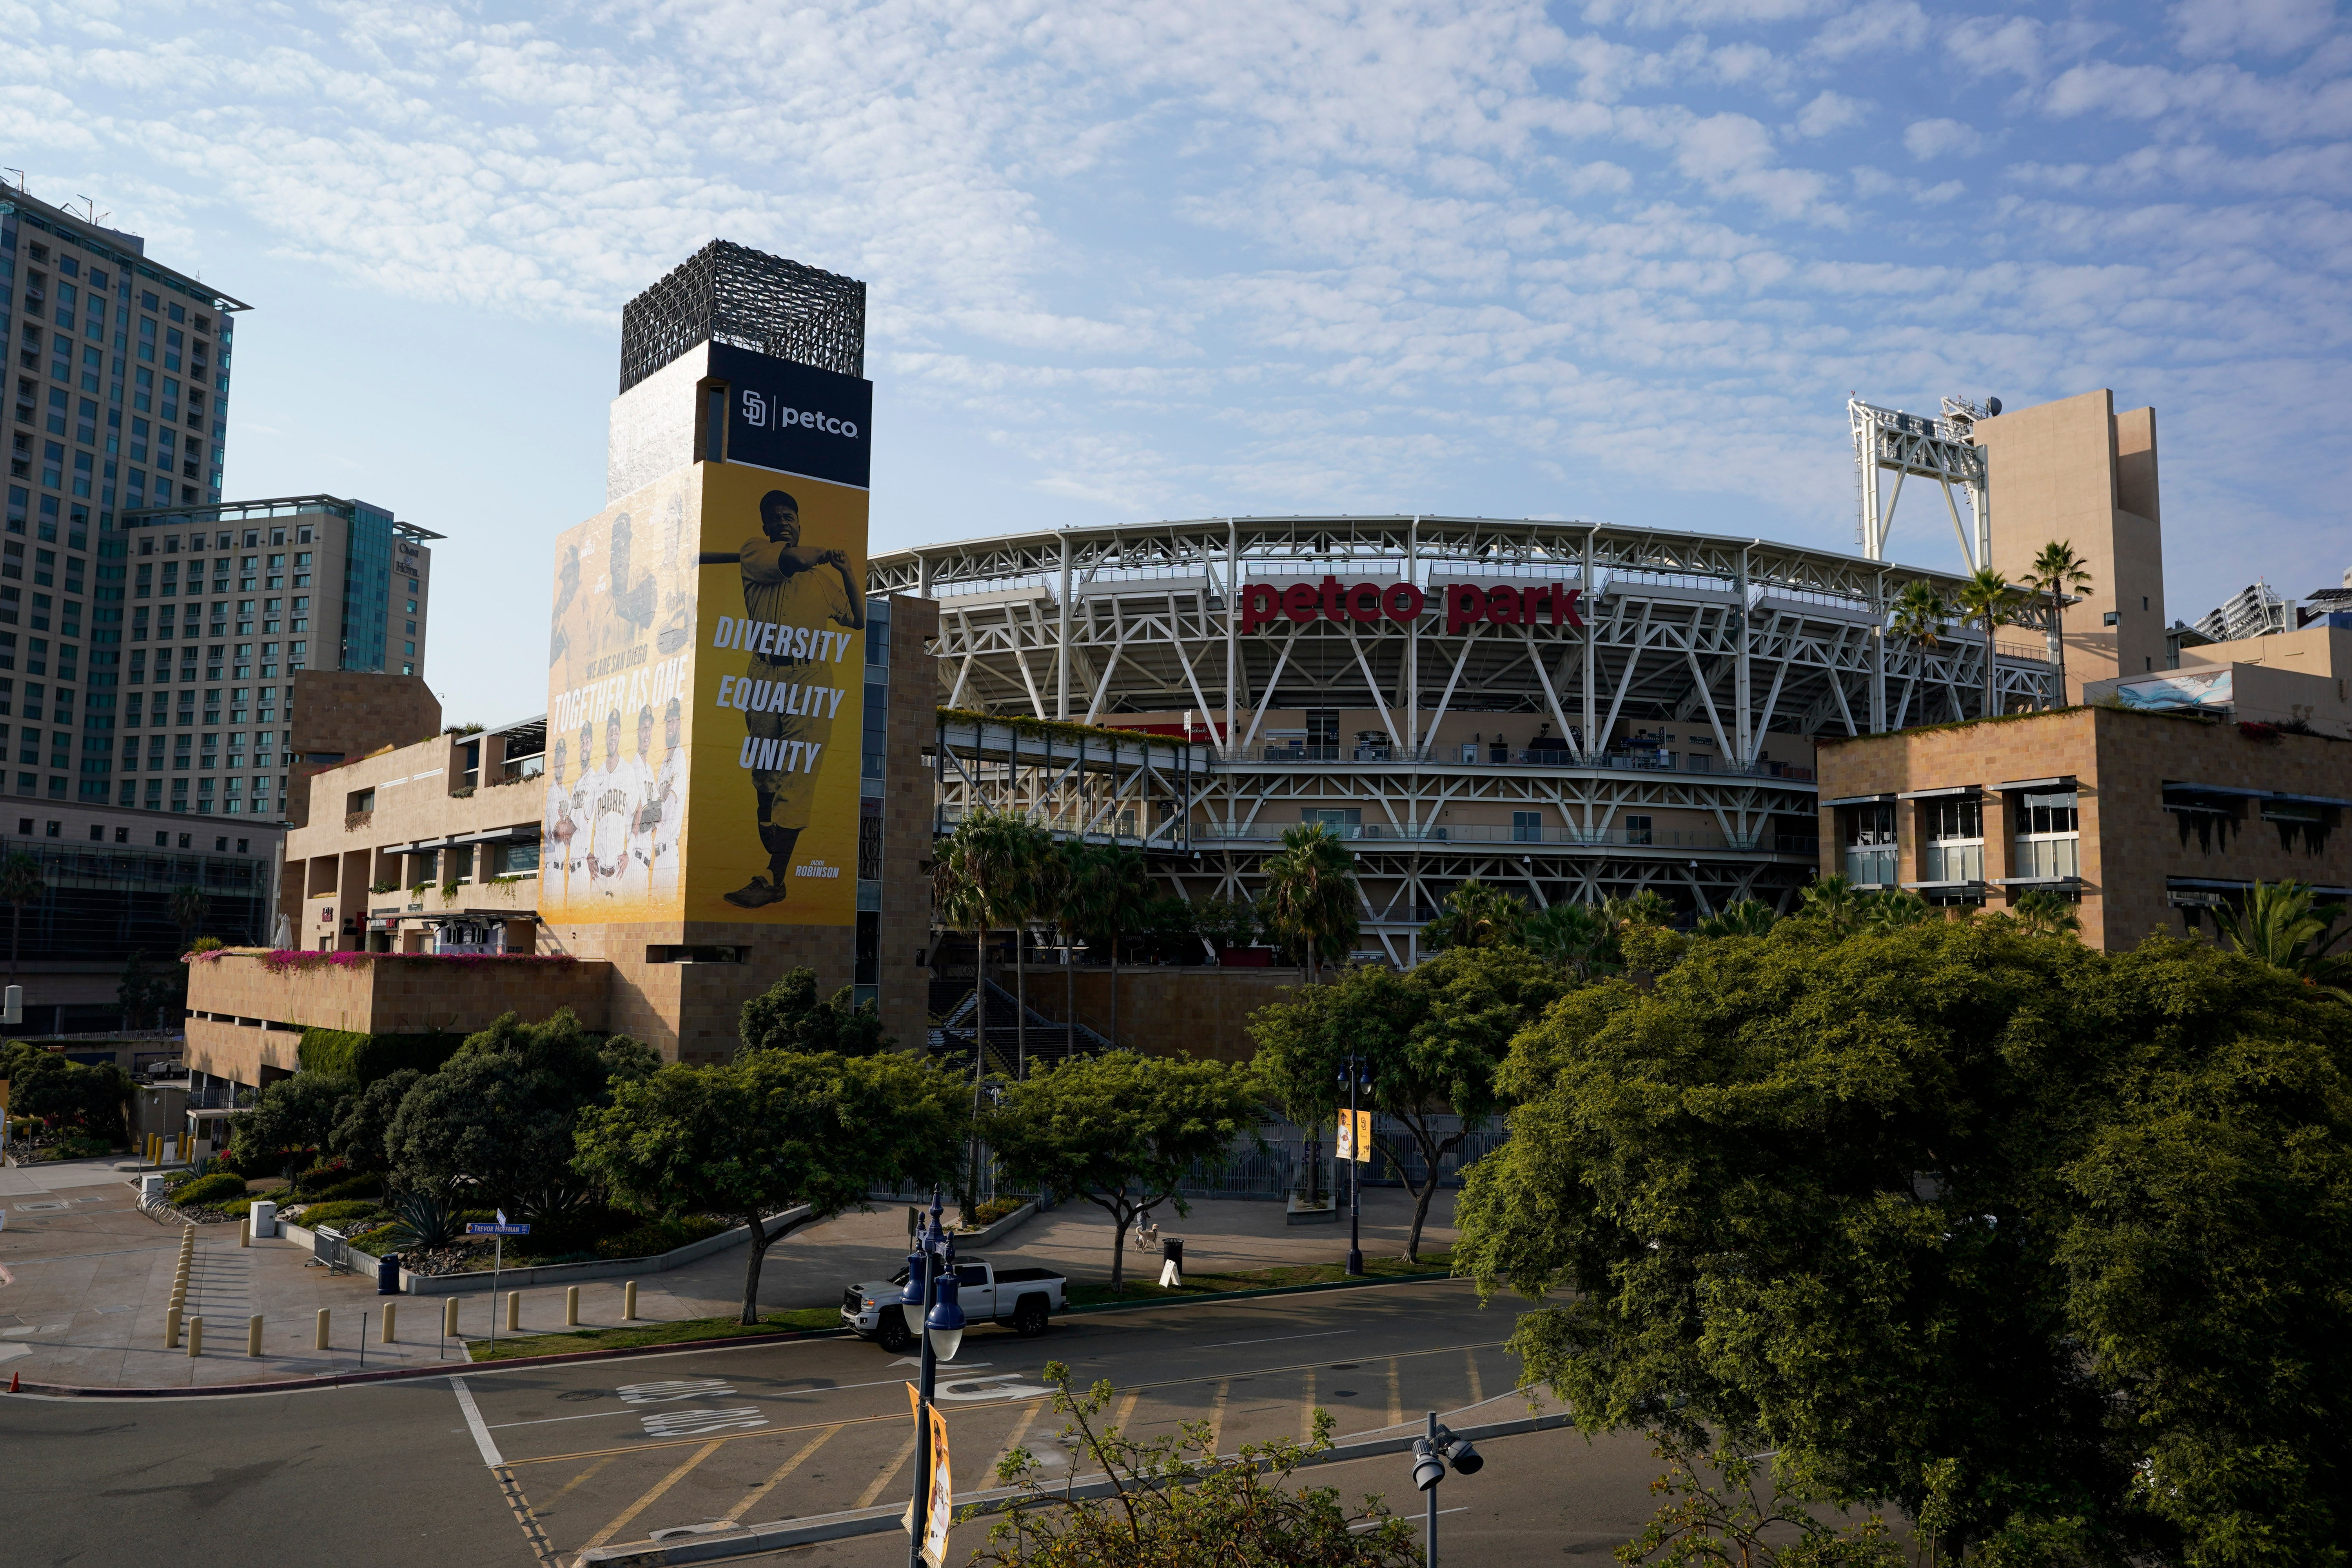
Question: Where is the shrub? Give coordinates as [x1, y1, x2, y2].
[171, 1172, 248, 1207]
[964, 1196, 1030, 1229]
[52, 1133, 111, 1158]
[294, 1159, 353, 1196]
[381, 1190, 467, 1250]
[307, 1172, 383, 1204]
[594, 1216, 726, 1260]
[293, 1199, 386, 1232]
[297, 1027, 466, 1084]
[346, 1224, 400, 1254]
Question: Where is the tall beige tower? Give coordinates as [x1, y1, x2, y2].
[1974, 390, 2166, 702]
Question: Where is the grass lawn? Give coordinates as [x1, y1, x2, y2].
[466, 1306, 843, 1362]
[466, 1251, 1455, 1362]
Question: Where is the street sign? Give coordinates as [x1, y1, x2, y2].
[467, 1222, 530, 1236]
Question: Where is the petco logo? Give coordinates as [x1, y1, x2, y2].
[740, 390, 860, 441]
[793, 859, 844, 880]
[1238, 575, 1581, 635]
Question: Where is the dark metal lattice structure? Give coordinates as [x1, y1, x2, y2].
[618, 240, 866, 392]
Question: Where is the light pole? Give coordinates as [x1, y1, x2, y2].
[1338, 1054, 1370, 1276]
[901, 1192, 966, 1568]
[1408, 1410, 1483, 1568]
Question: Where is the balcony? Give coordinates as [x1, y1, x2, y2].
[1194, 821, 1818, 855]
[1247, 743, 1811, 780]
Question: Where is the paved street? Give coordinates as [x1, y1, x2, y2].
[0, 1275, 1689, 1566]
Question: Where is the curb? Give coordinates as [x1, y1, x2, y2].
[3, 1266, 1461, 1400]
[577, 1409, 1577, 1565]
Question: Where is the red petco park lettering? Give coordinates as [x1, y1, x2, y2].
[1238, 577, 1582, 635]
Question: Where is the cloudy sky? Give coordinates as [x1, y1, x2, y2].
[6, 0, 2348, 724]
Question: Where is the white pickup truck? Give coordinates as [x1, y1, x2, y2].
[840, 1258, 1068, 1352]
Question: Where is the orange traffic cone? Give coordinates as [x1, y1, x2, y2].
[8, 1371, 19, 1393]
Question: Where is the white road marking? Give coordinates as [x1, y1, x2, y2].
[619, 1377, 735, 1404]
[451, 1377, 503, 1467]
[641, 1406, 768, 1437]
[1196, 1329, 1354, 1349]
[934, 1373, 1053, 1402]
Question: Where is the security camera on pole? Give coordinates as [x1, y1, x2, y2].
[902, 1192, 966, 1568]
[1408, 1410, 1483, 1567]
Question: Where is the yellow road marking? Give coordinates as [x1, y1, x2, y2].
[1387, 1359, 1403, 1429]
[729, 1423, 839, 1522]
[989, 1397, 1047, 1489]
[1466, 1350, 1483, 1408]
[1207, 1379, 1229, 1454]
[856, 1427, 920, 1510]
[578, 1439, 724, 1553]
[1111, 1388, 1141, 1436]
[505, 1339, 1509, 1468]
[552, 1453, 619, 1502]
[1301, 1369, 1318, 1441]
[492, 1465, 559, 1565]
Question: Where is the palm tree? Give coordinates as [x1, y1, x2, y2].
[0, 853, 43, 982]
[1523, 900, 1619, 981]
[1887, 579, 1948, 726]
[1258, 823, 1360, 986]
[2010, 889, 2082, 939]
[1030, 837, 1092, 1074]
[1089, 847, 1155, 1047]
[2213, 880, 2352, 1003]
[933, 809, 1044, 1209]
[1797, 873, 1863, 935]
[1603, 889, 1676, 929]
[1694, 898, 1777, 938]
[2022, 541, 2093, 708]
[1956, 565, 2018, 719]
[168, 884, 206, 951]
[1420, 877, 1528, 951]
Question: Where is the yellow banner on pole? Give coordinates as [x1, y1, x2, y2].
[1335, 1108, 1373, 1164]
[901, 1382, 953, 1566]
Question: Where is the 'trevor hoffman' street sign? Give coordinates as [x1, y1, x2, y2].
[1238, 576, 1583, 634]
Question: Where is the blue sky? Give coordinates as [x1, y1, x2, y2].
[6, 0, 2348, 726]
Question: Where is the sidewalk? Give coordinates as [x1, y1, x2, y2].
[0, 1176, 1457, 1389]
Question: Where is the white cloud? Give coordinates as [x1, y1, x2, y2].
[1903, 117, 1983, 160]
[2173, 0, 2337, 57]
[1792, 89, 1867, 136]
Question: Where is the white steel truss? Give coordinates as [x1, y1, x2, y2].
[1849, 397, 1992, 568]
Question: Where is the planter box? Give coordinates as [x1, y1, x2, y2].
[954, 1201, 1036, 1250]
[1285, 1196, 1340, 1225]
[277, 1205, 814, 1295]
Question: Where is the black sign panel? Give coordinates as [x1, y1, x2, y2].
[710, 341, 873, 490]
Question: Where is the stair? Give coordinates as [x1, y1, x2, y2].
[927, 977, 1112, 1077]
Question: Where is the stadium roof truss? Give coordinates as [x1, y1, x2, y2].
[879, 516, 2058, 958]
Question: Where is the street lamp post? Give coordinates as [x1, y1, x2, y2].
[901, 1192, 966, 1568]
[1408, 1410, 1483, 1568]
[1338, 1055, 1369, 1276]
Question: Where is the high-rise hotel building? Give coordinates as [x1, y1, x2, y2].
[2, 183, 248, 806]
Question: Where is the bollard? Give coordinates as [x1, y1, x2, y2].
[566, 1285, 579, 1327]
[381, 1302, 396, 1344]
[623, 1279, 638, 1321]
[240, 1217, 251, 1249]
[247, 1315, 263, 1357]
[186, 1317, 202, 1357]
[506, 1291, 521, 1332]
[443, 1296, 459, 1339]
[165, 1307, 182, 1348]
[315, 1308, 330, 1350]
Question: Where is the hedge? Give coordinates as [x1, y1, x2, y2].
[297, 1027, 466, 1084]
[293, 1199, 387, 1232]
[171, 1172, 249, 1207]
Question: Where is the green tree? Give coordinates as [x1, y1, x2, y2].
[231, 1071, 358, 1169]
[328, 1068, 422, 1171]
[115, 948, 184, 1031]
[2009, 889, 2082, 940]
[975, 1363, 1418, 1568]
[1693, 898, 1777, 938]
[2022, 540, 2092, 708]
[1257, 823, 1359, 985]
[986, 1051, 1259, 1291]
[1522, 900, 1621, 982]
[1192, 894, 1258, 955]
[738, 967, 888, 1056]
[1084, 845, 1156, 1048]
[1888, 579, 1947, 657]
[1603, 889, 1675, 927]
[1033, 836, 1094, 1064]
[1795, 873, 1864, 934]
[1955, 564, 2019, 720]
[935, 809, 1049, 1199]
[1251, 946, 1563, 1261]
[383, 1008, 621, 1209]
[1454, 918, 2352, 1565]
[0, 852, 43, 984]
[2212, 878, 2352, 1002]
[575, 1049, 961, 1325]
[167, 883, 207, 951]
[1419, 876, 1528, 952]
[2, 1039, 131, 1144]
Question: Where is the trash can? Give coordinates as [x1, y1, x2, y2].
[249, 1199, 277, 1238]
[377, 1252, 402, 1296]
[1161, 1238, 1183, 1270]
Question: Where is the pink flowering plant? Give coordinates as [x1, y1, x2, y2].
[182, 948, 577, 972]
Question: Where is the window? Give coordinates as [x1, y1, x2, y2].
[2011, 789, 2081, 880]
[1920, 797, 1984, 884]
[1622, 813, 1653, 846]
[1513, 809, 1543, 843]
[1842, 801, 1896, 886]
[87, 823, 101, 841]
[43, 819, 58, 837]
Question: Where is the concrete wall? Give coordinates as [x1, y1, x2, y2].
[879, 595, 941, 1055]
[1024, 964, 1301, 1062]
[1976, 390, 2168, 702]
[1817, 707, 2352, 951]
[286, 670, 445, 829]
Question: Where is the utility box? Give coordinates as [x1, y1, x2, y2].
[250, 1200, 278, 1238]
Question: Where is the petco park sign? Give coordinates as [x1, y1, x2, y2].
[1239, 576, 1583, 635]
